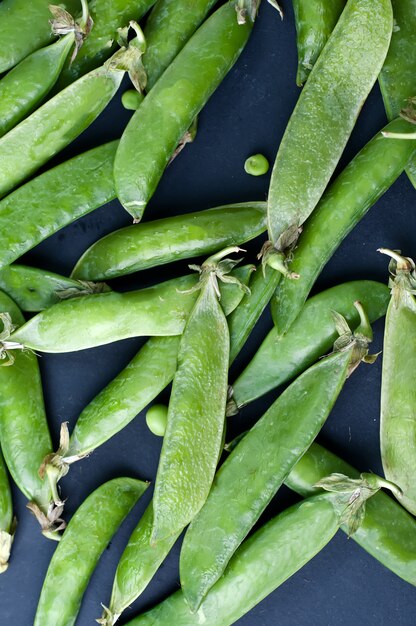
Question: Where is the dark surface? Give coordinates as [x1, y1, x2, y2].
[1, 1, 416, 624]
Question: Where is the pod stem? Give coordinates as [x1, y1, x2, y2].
[49, 1, 93, 63]
[106, 21, 147, 93]
[39, 423, 82, 506]
[26, 501, 66, 541]
[259, 241, 300, 280]
[183, 247, 250, 299]
[331, 303, 378, 376]
[56, 279, 109, 300]
[382, 131, 416, 140]
[0, 520, 16, 574]
[378, 248, 416, 302]
[96, 605, 119, 626]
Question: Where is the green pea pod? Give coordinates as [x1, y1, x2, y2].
[71, 201, 266, 280]
[286, 442, 416, 586]
[180, 304, 376, 611]
[0, 0, 79, 73]
[58, 0, 157, 87]
[153, 249, 240, 544]
[128, 475, 397, 626]
[378, 250, 416, 515]
[0, 264, 110, 312]
[143, 0, 219, 89]
[114, 2, 256, 221]
[0, 291, 61, 539]
[266, 0, 392, 250]
[0, 449, 14, 573]
[292, 0, 345, 87]
[231, 280, 389, 411]
[34, 477, 148, 626]
[0, 141, 117, 269]
[271, 118, 416, 336]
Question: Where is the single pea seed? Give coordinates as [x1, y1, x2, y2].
[244, 154, 269, 176]
[121, 90, 144, 111]
[146, 404, 168, 437]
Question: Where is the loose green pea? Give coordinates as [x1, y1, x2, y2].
[146, 405, 168, 437]
[122, 90, 144, 111]
[244, 154, 269, 176]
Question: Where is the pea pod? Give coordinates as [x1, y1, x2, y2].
[129, 474, 398, 626]
[71, 201, 266, 280]
[0, 141, 117, 269]
[379, 250, 416, 515]
[231, 280, 389, 411]
[286, 442, 416, 586]
[292, 0, 345, 86]
[114, 1, 257, 221]
[34, 477, 148, 626]
[0, 449, 14, 573]
[266, 0, 392, 253]
[0, 264, 110, 312]
[180, 303, 376, 610]
[0, 33, 142, 199]
[0, 291, 61, 539]
[271, 118, 416, 336]
[0, 0, 79, 73]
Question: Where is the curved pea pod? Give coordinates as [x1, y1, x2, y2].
[378, 250, 416, 516]
[58, 0, 157, 87]
[128, 475, 397, 626]
[0, 141, 117, 269]
[0, 449, 15, 573]
[286, 442, 416, 586]
[0, 291, 62, 539]
[71, 201, 266, 280]
[266, 0, 392, 251]
[0, 264, 110, 312]
[292, 0, 345, 86]
[231, 280, 389, 411]
[0, 0, 79, 73]
[34, 477, 148, 626]
[114, 2, 256, 221]
[180, 304, 376, 610]
[271, 118, 416, 336]
[143, 0, 219, 89]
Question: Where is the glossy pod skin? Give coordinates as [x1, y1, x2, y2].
[0, 65, 124, 199]
[272, 118, 416, 335]
[286, 442, 416, 586]
[152, 251, 233, 543]
[0, 141, 117, 269]
[0, 449, 14, 573]
[267, 0, 392, 249]
[292, 0, 345, 86]
[143, 0, 219, 89]
[0, 34, 75, 138]
[34, 477, 148, 626]
[380, 251, 416, 515]
[58, 0, 157, 87]
[114, 2, 255, 220]
[0, 0, 79, 73]
[232, 280, 389, 410]
[180, 309, 374, 611]
[9, 267, 251, 353]
[71, 201, 266, 280]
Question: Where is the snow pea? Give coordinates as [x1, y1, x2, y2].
[0, 141, 117, 269]
[286, 442, 416, 586]
[0, 264, 109, 312]
[34, 477, 148, 626]
[266, 0, 392, 254]
[0, 449, 14, 573]
[0, 291, 61, 539]
[42, 266, 252, 502]
[71, 201, 266, 280]
[114, 1, 257, 221]
[180, 303, 376, 610]
[129, 475, 397, 626]
[231, 280, 389, 411]
[0, 0, 79, 73]
[58, 0, 157, 87]
[292, 0, 345, 86]
[143, 0, 219, 90]
[379, 250, 416, 516]
[152, 249, 242, 544]
[271, 117, 416, 336]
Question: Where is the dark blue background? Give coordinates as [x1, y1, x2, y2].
[1, 1, 415, 624]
